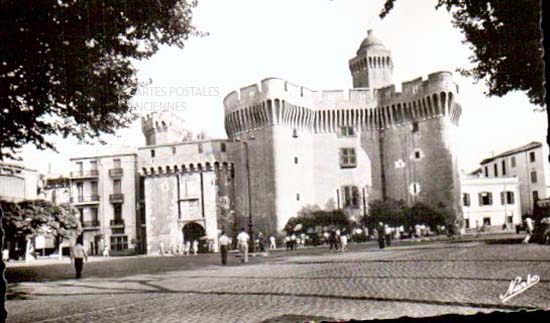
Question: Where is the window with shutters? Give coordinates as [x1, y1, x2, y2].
[493, 164, 498, 177]
[340, 126, 355, 137]
[501, 191, 515, 205]
[462, 193, 470, 207]
[479, 192, 492, 206]
[502, 160, 507, 175]
[511, 156, 516, 168]
[340, 148, 357, 168]
[530, 171, 537, 183]
[484, 166, 489, 177]
[529, 151, 536, 162]
[342, 186, 360, 209]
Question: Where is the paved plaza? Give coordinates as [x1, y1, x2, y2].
[5, 240, 550, 322]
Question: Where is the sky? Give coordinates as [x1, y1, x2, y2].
[16, 0, 547, 175]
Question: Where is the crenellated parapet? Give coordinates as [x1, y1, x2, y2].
[141, 111, 190, 146]
[223, 73, 462, 137]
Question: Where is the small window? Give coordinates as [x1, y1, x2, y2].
[414, 151, 421, 159]
[529, 151, 536, 162]
[493, 164, 498, 177]
[198, 143, 203, 154]
[340, 148, 357, 168]
[296, 193, 300, 201]
[113, 204, 122, 220]
[479, 192, 493, 206]
[507, 216, 513, 224]
[171, 147, 176, 155]
[292, 129, 298, 138]
[110, 236, 128, 251]
[464, 219, 470, 229]
[221, 143, 226, 153]
[340, 126, 355, 137]
[530, 171, 537, 183]
[483, 217, 491, 226]
[511, 157, 516, 168]
[342, 186, 360, 209]
[533, 190, 539, 202]
[411, 122, 419, 133]
[462, 193, 470, 207]
[502, 160, 506, 176]
[113, 179, 121, 194]
[151, 150, 155, 158]
[484, 166, 489, 177]
[501, 191, 515, 205]
[294, 157, 298, 164]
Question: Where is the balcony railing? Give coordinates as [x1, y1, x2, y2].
[109, 193, 124, 203]
[71, 194, 100, 203]
[70, 170, 99, 178]
[109, 168, 124, 178]
[110, 219, 125, 227]
[82, 220, 100, 229]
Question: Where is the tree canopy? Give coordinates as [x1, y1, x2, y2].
[0, 0, 201, 159]
[1, 199, 82, 253]
[380, 0, 544, 107]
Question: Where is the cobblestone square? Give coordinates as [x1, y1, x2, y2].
[5, 241, 550, 322]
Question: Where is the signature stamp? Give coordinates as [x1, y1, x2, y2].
[499, 274, 540, 303]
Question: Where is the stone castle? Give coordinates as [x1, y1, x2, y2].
[223, 29, 463, 232]
[138, 30, 463, 253]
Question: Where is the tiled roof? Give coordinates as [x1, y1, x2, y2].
[480, 141, 542, 165]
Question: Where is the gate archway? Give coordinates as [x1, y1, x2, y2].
[182, 222, 205, 243]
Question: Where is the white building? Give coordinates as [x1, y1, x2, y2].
[479, 141, 550, 215]
[461, 175, 521, 231]
[0, 162, 39, 202]
[69, 148, 140, 255]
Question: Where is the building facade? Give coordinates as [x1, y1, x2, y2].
[479, 142, 550, 215]
[461, 175, 522, 231]
[0, 162, 39, 202]
[138, 112, 241, 254]
[69, 150, 140, 255]
[223, 30, 463, 232]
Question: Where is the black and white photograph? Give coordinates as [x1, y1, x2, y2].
[0, 0, 547, 322]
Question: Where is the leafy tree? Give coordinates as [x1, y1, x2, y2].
[284, 209, 350, 235]
[0, 199, 82, 259]
[0, 0, 202, 159]
[380, 0, 544, 107]
[364, 199, 405, 228]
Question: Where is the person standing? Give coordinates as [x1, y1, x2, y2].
[269, 236, 276, 250]
[340, 234, 348, 252]
[192, 240, 199, 255]
[329, 229, 337, 251]
[377, 222, 386, 249]
[183, 241, 191, 255]
[237, 228, 250, 263]
[70, 241, 88, 279]
[523, 217, 535, 244]
[219, 231, 231, 265]
[384, 224, 392, 247]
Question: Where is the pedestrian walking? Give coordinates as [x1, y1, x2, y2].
[269, 236, 276, 250]
[377, 222, 386, 249]
[340, 234, 348, 252]
[184, 241, 191, 255]
[219, 231, 231, 265]
[329, 229, 337, 251]
[102, 242, 110, 257]
[192, 240, 199, 255]
[237, 228, 250, 263]
[523, 217, 534, 244]
[70, 241, 88, 279]
[290, 234, 297, 250]
[384, 224, 392, 247]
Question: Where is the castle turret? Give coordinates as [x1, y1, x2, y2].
[349, 30, 394, 89]
[141, 111, 190, 146]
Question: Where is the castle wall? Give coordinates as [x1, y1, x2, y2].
[224, 71, 463, 232]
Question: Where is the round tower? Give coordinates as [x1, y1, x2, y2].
[349, 30, 394, 89]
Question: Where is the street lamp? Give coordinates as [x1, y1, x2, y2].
[235, 136, 256, 252]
